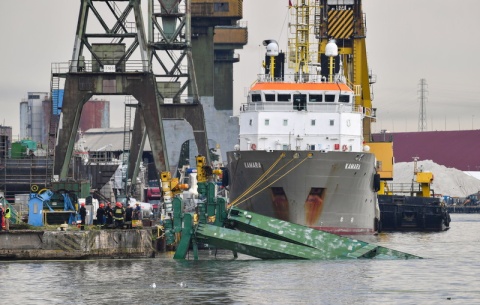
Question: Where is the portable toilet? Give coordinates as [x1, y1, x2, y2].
[28, 190, 54, 226]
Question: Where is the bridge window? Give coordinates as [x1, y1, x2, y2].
[265, 94, 275, 102]
[293, 94, 307, 111]
[325, 94, 336, 102]
[330, 119, 334, 126]
[283, 119, 288, 126]
[251, 94, 262, 102]
[309, 94, 323, 102]
[265, 119, 270, 126]
[311, 119, 316, 126]
[339, 95, 350, 103]
[278, 94, 291, 102]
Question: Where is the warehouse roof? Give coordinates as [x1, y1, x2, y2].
[80, 128, 152, 152]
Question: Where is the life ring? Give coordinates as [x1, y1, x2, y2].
[251, 143, 257, 150]
[31, 184, 39, 192]
[342, 145, 348, 151]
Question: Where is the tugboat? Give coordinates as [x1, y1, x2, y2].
[226, 0, 381, 235]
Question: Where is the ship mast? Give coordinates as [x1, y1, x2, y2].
[288, 1, 374, 141]
[288, 1, 319, 82]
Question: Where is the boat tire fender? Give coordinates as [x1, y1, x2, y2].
[221, 168, 229, 187]
[374, 217, 382, 233]
[443, 210, 451, 227]
[373, 174, 381, 192]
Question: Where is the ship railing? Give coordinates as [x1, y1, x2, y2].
[385, 182, 427, 195]
[346, 80, 362, 97]
[241, 102, 362, 113]
[256, 73, 327, 83]
[256, 73, 353, 85]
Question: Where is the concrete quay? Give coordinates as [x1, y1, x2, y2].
[0, 229, 156, 260]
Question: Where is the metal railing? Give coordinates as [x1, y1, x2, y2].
[255, 74, 362, 97]
[256, 73, 330, 84]
[385, 182, 426, 195]
[240, 102, 364, 114]
[51, 60, 149, 74]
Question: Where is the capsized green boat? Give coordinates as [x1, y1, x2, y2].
[166, 207, 420, 260]
[162, 156, 421, 260]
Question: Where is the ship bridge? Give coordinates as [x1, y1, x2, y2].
[237, 80, 364, 152]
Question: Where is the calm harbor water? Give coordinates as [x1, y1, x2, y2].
[1, 213, 479, 305]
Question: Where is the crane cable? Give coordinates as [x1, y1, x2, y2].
[227, 152, 286, 208]
[228, 153, 312, 209]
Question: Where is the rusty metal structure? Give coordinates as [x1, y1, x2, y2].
[51, 0, 210, 191]
[191, 0, 247, 109]
[78, 100, 110, 132]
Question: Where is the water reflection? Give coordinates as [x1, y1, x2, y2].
[1, 214, 480, 304]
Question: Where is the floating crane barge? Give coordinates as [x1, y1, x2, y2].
[163, 156, 421, 260]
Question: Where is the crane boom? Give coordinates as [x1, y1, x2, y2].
[288, 0, 375, 139]
[288, 0, 392, 183]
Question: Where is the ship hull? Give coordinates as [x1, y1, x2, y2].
[226, 150, 379, 235]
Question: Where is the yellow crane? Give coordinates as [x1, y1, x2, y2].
[288, 0, 393, 191]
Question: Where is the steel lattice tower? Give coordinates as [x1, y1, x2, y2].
[418, 78, 428, 132]
[51, 0, 210, 183]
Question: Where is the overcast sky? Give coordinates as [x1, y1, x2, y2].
[1, 1, 479, 138]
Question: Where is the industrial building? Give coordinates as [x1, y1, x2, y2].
[372, 130, 480, 171]
[19, 92, 49, 146]
[19, 92, 110, 144]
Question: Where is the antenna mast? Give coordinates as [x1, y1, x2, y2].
[418, 78, 428, 131]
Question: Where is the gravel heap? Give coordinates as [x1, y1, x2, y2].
[392, 160, 480, 198]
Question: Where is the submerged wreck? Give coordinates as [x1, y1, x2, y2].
[162, 156, 421, 260]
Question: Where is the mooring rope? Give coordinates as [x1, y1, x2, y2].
[227, 152, 286, 208]
[229, 153, 312, 208]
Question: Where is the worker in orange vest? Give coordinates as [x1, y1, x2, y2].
[113, 202, 125, 229]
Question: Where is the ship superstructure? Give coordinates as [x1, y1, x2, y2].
[239, 76, 364, 153]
